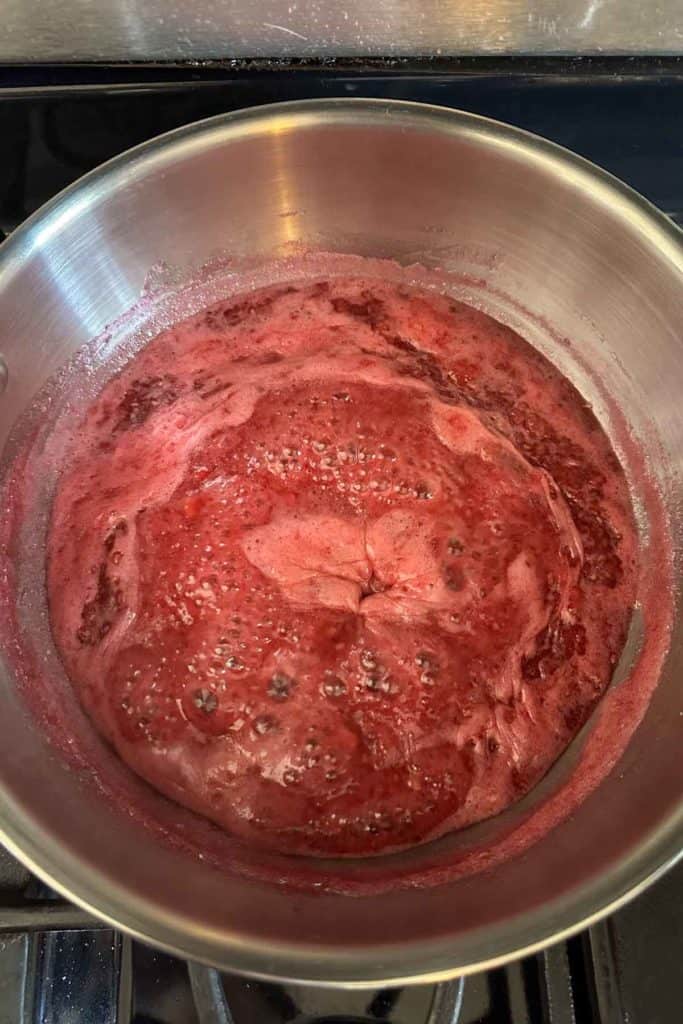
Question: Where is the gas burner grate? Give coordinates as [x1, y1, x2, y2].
[0, 916, 634, 1023]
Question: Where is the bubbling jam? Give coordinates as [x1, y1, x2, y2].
[47, 276, 637, 857]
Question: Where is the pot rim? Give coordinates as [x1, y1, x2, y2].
[0, 97, 681, 986]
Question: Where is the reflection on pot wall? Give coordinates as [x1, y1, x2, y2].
[3, 0, 683, 62]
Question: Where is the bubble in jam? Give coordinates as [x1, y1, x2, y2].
[46, 272, 637, 857]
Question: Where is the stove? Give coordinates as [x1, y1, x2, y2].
[0, 57, 681, 1022]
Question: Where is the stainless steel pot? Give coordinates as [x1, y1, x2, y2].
[0, 99, 681, 985]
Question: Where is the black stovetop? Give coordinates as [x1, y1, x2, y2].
[0, 59, 681, 1023]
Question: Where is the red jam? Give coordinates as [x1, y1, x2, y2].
[47, 276, 637, 856]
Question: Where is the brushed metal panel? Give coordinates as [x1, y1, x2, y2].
[2, 0, 683, 63]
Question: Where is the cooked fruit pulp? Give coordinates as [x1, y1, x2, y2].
[47, 276, 637, 856]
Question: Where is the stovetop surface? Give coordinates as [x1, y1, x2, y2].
[0, 59, 681, 1022]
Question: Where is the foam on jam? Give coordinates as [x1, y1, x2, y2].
[47, 277, 637, 857]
